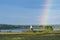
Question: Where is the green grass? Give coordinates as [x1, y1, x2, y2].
[0, 30, 60, 40]
[0, 30, 60, 34]
[0, 36, 60, 40]
[0, 37, 24, 40]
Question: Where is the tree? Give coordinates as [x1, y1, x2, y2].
[38, 25, 44, 30]
[45, 25, 53, 30]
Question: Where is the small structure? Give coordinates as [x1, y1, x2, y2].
[30, 25, 33, 31]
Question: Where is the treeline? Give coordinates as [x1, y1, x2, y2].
[0, 24, 31, 29]
[0, 24, 53, 30]
[39, 25, 53, 30]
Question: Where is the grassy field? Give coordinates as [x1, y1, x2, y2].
[0, 30, 60, 40]
[0, 34, 60, 40]
[0, 30, 60, 34]
[0, 36, 60, 40]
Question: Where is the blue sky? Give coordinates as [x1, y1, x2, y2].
[0, 0, 60, 25]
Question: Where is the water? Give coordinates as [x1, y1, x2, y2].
[1, 29, 42, 32]
[1, 29, 30, 32]
[0, 27, 60, 32]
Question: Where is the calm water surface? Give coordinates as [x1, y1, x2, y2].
[1, 29, 42, 32]
[1, 28, 60, 32]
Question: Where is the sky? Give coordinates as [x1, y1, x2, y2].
[0, 0, 60, 25]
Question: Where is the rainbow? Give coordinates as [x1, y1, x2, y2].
[39, 0, 52, 25]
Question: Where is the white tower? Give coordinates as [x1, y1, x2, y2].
[30, 25, 33, 30]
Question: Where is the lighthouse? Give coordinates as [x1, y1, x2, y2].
[30, 25, 33, 31]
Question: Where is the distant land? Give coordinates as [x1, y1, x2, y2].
[0, 24, 60, 30]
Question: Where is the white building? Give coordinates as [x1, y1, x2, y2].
[30, 25, 33, 30]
